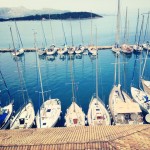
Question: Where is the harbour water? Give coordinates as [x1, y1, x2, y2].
[0, 16, 150, 127]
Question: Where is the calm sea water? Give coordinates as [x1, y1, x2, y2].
[0, 16, 150, 126]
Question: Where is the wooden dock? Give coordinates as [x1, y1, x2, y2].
[0, 125, 150, 149]
[0, 46, 112, 52]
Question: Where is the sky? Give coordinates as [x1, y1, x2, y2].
[0, 0, 150, 14]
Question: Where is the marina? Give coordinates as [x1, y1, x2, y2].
[0, 0, 150, 148]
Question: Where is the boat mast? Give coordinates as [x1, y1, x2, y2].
[0, 70, 11, 101]
[15, 21, 23, 48]
[10, 27, 16, 51]
[143, 12, 150, 43]
[116, 0, 121, 47]
[70, 18, 74, 46]
[135, 9, 140, 44]
[79, 18, 84, 45]
[90, 12, 93, 46]
[95, 27, 98, 99]
[41, 20, 47, 47]
[10, 27, 26, 104]
[138, 15, 145, 46]
[141, 13, 149, 78]
[124, 7, 128, 44]
[127, 20, 129, 44]
[61, 19, 67, 45]
[118, 52, 120, 85]
[49, 14, 55, 45]
[114, 55, 117, 85]
[34, 31, 45, 105]
[70, 59, 75, 111]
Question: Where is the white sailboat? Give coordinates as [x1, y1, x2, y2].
[133, 9, 143, 53]
[88, 12, 97, 55]
[131, 45, 150, 122]
[10, 101, 35, 129]
[57, 45, 68, 55]
[64, 58, 85, 127]
[68, 18, 75, 55]
[12, 21, 24, 56]
[121, 7, 133, 54]
[109, 53, 143, 125]
[46, 15, 58, 55]
[87, 35, 111, 125]
[10, 27, 35, 129]
[112, 0, 121, 53]
[57, 20, 68, 55]
[46, 44, 58, 55]
[33, 32, 61, 128]
[0, 70, 13, 129]
[75, 18, 85, 54]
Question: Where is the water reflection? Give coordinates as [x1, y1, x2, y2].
[75, 54, 82, 59]
[12, 54, 25, 62]
[67, 54, 75, 60]
[59, 54, 66, 61]
[46, 55, 55, 61]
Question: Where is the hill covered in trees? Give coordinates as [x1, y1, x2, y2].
[0, 12, 102, 21]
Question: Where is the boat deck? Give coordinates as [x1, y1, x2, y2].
[0, 125, 150, 149]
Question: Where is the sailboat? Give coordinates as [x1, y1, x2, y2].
[33, 31, 61, 128]
[9, 27, 35, 129]
[131, 49, 150, 122]
[75, 18, 85, 54]
[88, 13, 97, 56]
[12, 21, 24, 56]
[133, 10, 143, 53]
[0, 70, 13, 129]
[64, 58, 85, 127]
[57, 20, 68, 55]
[112, 0, 121, 53]
[109, 52, 143, 125]
[121, 7, 133, 54]
[87, 30, 111, 125]
[46, 15, 58, 55]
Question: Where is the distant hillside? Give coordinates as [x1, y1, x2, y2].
[0, 12, 102, 21]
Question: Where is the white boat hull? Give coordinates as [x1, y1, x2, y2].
[87, 96, 110, 126]
[121, 44, 133, 54]
[46, 48, 58, 55]
[10, 102, 35, 129]
[142, 79, 150, 95]
[36, 99, 61, 128]
[133, 45, 143, 52]
[65, 102, 85, 127]
[12, 48, 24, 56]
[131, 86, 150, 114]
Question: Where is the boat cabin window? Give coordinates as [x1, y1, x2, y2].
[43, 123, 46, 125]
[97, 116, 103, 120]
[47, 109, 51, 112]
[73, 119, 78, 124]
[19, 118, 25, 124]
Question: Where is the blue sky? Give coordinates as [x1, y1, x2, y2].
[0, 0, 150, 14]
